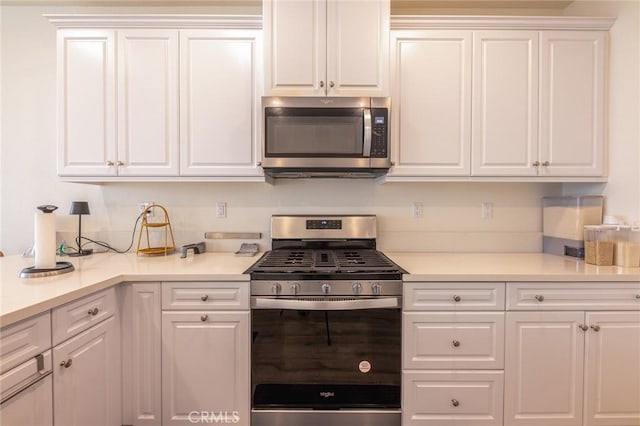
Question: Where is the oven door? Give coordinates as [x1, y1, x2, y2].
[251, 296, 401, 426]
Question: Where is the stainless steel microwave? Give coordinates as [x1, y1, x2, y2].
[261, 97, 391, 178]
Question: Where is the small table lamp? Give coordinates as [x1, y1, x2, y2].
[68, 201, 91, 256]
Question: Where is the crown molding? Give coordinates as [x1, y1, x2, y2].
[45, 14, 262, 29]
[391, 15, 616, 30]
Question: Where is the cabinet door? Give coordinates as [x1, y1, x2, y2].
[539, 31, 606, 177]
[504, 311, 584, 426]
[584, 311, 640, 426]
[117, 30, 179, 176]
[389, 30, 472, 176]
[57, 30, 117, 176]
[53, 316, 121, 426]
[263, 0, 326, 96]
[326, 0, 389, 96]
[0, 374, 52, 426]
[471, 31, 539, 176]
[121, 283, 161, 426]
[179, 30, 262, 177]
[162, 311, 250, 426]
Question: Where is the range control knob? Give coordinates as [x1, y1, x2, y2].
[352, 282, 362, 295]
[291, 282, 301, 295]
[271, 282, 282, 295]
[321, 282, 331, 295]
[372, 282, 381, 295]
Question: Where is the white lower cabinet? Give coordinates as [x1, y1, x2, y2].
[402, 282, 506, 425]
[53, 315, 121, 426]
[0, 374, 53, 426]
[504, 283, 640, 426]
[404, 370, 504, 425]
[161, 311, 250, 426]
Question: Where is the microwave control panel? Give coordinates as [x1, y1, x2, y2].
[370, 108, 388, 158]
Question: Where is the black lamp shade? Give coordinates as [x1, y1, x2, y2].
[69, 201, 90, 215]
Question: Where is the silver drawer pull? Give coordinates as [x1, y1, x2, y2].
[200, 315, 208, 322]
[60, 359, 72, 368]
[535, 295, 544, 302]
[87, 308, 99, 316]
[451, 399, 460, 407]
[579, 324, 589, 331]
[590, 325, 600, 332]
[453, 295, 461, 302]
[452, 340, 461, 348]
[201, 295, 209, 302]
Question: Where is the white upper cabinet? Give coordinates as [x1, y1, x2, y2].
[471, 31, 539, 176]
[389, 30, 472, 176]
[57, 30, 117, 176]
[539, 31, 606, 177]
[117, 29, 179, 177]
[263, 0, 389, 96]
[179, 30, 262, 177]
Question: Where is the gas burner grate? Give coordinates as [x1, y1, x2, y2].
[335, 250, 398, 271]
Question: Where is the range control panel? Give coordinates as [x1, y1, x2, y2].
[306, 219, 342, 230]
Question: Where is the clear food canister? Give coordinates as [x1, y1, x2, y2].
[584, 225, 616, 266]
[613, 226, 640, 267]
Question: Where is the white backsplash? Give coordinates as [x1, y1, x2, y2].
[51, 181, 560, 255]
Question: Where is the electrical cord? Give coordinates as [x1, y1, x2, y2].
[61, 211, 145, 255]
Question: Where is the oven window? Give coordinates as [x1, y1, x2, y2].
[251, 308, 400, 409]
[265, 108, 364, 156]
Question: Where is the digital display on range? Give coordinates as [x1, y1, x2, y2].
[306, 219, 342, 230]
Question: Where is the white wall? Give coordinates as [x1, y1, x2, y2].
[562, 0, 640, 225]
[3, 1, 637, 256]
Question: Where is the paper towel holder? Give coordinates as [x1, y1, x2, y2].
[68, 201, 92, 257]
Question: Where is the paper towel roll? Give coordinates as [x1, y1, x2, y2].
[34, 211, 56, 269]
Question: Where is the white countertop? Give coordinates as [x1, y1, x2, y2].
[1, 252, 638, 327]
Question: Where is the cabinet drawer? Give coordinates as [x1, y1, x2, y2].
[507, 282, 640, 311]
[403, 370, 504, 425]
[162, 281, 249, 310]
[0, 312, 51, 375]
[404, 312, 504, 369]
[404, 282, 505, 311]
[52, 288, 116, 346]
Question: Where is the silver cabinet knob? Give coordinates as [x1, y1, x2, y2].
[290, 282, 301, 295]
[200, 315, 208, 322]
[579, 324, 589, 331]
[321, 282, 331, 295]
[116, 160, 125, 166]
[532, 161, 541, 167]
[535, 294, 545, 302]
[272, 283, 282, 295]
[319, 81, 325, 88]
[390, 161, 396, 166]
[106, 160, 114, 166]
[453, 295, 461, 302]
[451, 399, 460, 407]
[87, 308, 99, 316]
[352, 282, 362, 295]
[590, 325, 601, 332]
[256, 161, 262, 167]
[329, 81, 335, 88]
[542, 161, 550, 167]
[635, 294, 640, 299]
[452, 340, 461, 347]
[371, 282, 381, 295]
[201, 295, 209, 302]
[60, 359, 72, 368]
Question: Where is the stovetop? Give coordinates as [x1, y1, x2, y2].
[248, 249, 402, 274]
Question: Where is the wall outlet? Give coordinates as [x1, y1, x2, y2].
[138, 202, 154, 218]
[412, 201, 424, 218]
[481, 202, 493, 219]
[216, 201, 227, 218]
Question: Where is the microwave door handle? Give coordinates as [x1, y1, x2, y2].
[363, 108, 372, 157]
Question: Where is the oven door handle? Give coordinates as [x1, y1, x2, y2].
[251, 297, 401, 310]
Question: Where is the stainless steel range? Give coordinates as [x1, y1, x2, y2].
[246, 215, 405, 426]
